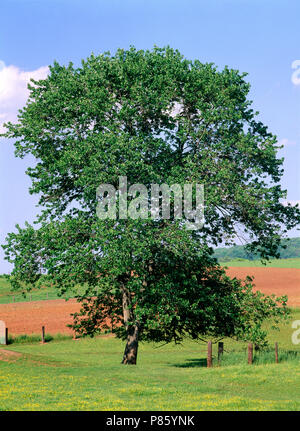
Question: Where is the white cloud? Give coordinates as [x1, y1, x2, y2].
[0, 61, 49, 133]
[278, 138, 297, 147]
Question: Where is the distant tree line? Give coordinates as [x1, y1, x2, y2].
[214, 237, 300, 261]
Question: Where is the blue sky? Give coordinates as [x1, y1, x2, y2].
[0, 0, 299, 272]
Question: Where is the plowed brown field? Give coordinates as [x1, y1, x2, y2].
[226, 267, 300, 307]
[0, 298, 81, 336]
[0, 267, 299, 336]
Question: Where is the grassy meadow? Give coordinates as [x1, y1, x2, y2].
[0, 309, 300, 411]
[0, 259, 299, 410]
[0, 275, 81, 304]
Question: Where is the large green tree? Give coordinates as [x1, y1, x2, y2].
[2, 47, 299, 364]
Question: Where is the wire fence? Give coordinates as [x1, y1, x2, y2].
[0, 290, 74, 305]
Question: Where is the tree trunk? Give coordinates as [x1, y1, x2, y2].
[121, 285, 139, 365]
[121, 323, 139, 365]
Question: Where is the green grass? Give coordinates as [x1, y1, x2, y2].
[218, 257, 300, 268]
[1, 309, 300, 411]
[7, 333, 72, 345]
[0, 275, 81, 304]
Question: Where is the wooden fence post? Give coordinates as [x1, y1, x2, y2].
[218, 342, 224, 363]
[248, 343, 253, 365]
[41, 326, 45, 344]
[275, 342, 279, 364]
[207, 341, 213, 368]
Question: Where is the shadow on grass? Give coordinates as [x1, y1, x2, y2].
[172, 358, 208, 368]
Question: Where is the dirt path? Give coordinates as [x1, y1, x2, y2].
[0, 349, 22, 362]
